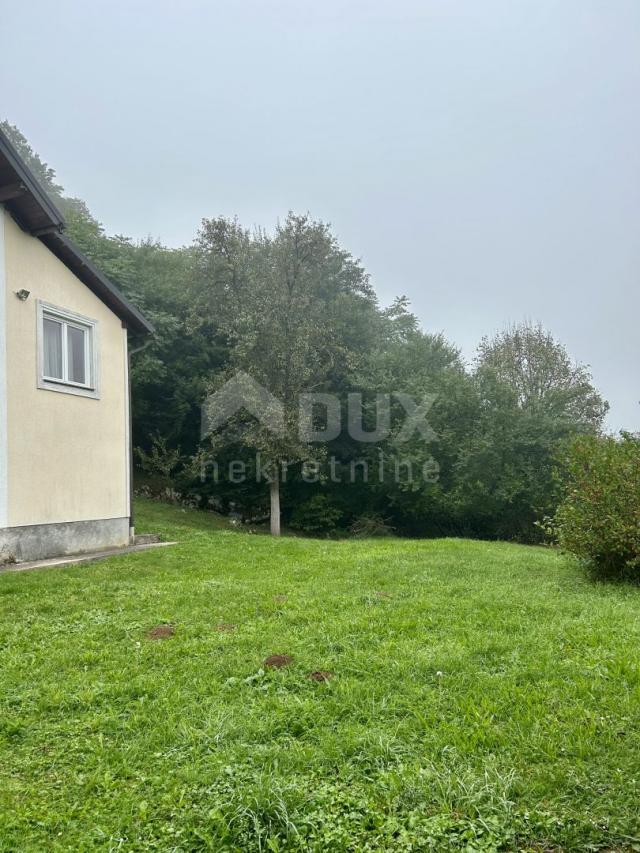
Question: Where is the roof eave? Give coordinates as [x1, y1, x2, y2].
[0, 129, 65, 231]
[0, 127, 154, 336]
[39, 231, 155, 335]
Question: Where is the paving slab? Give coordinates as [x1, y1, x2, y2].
[0, 541, 177, 574]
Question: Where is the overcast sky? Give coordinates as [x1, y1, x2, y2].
[1, 0, 638, 430]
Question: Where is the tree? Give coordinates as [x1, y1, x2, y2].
[341, 297, 477, 536]
[475, 322, 608, 428]
[0, 120, 64, 200]
[195, 213, 375, 535]
[451, 323, 609, 541]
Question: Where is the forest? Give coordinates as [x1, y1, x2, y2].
[2, 120, 610, 543]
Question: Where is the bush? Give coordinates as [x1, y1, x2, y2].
[349, 514, 394, 539]
[551, 433, 640, 579]
[289, 495, 343, 534]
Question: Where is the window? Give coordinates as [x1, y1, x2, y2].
[37, 302, 99, 397]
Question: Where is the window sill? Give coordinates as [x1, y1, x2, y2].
[37, 377, 100, 399]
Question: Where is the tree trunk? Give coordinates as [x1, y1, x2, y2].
[269, 475, 281, 536]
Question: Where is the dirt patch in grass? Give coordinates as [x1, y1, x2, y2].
[273, 595, 288, 604]
[214, 623, 236, 632]
[375, 591, 393, 599]
[147, 624, 175, 640]
[264, 654, 294, 668]
[308, 670, 333, 682]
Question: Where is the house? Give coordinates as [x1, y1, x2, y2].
[0, 129, 153, 563]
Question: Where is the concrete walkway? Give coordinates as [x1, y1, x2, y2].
[0, 540, 177, 574]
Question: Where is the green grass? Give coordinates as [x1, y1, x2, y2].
[1, 498, 640, 852]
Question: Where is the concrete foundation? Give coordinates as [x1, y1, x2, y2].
[0, 516, 130, 563]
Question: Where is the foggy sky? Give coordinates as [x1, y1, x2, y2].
[1, 0, 638, 430]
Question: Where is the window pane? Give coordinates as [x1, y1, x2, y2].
[67, 325, 87, 384]
[43, 318, 63, 379]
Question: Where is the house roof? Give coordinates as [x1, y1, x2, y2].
[0, 128, 153, 335]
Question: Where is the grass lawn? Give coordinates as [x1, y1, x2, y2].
[1, 499, 640, 852]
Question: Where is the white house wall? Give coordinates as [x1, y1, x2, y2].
[0, 207, 8, 532]
[0, 212, 131, 560]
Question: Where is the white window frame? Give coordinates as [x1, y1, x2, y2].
[37, 300, 100, 399]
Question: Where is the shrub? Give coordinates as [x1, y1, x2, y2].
[136, 434, 183, 479]
[551, 433, 640, 579]
[289, 495, 343, 534]
[349, 514, 394, 539]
